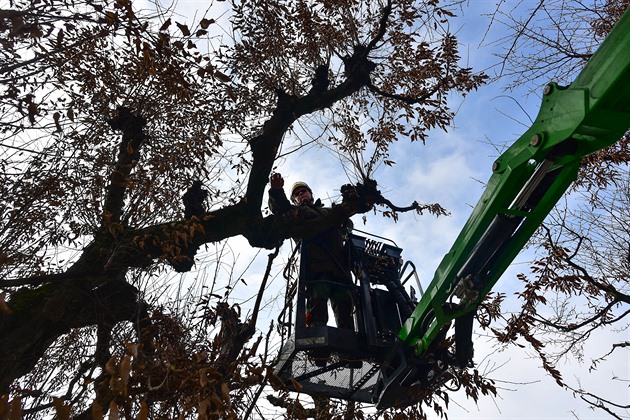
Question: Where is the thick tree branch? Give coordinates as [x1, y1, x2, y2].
[368, 82, 440, 105]
[0, 278, 141, 392]
[3, 178, 383, 288]
[244, 71, 378, 213]
[103, 107, 146, 225]
[243, 2, 393, 214]
[1, 271, 86, 288]
[366, 0, 392, 52]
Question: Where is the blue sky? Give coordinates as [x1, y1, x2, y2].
[157, 1, 628, 417]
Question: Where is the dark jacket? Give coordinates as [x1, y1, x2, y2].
[268, 188, 350, 282]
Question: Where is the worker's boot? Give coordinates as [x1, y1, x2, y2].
[309, 348, 331, 367]
[342, 354, 362, 369]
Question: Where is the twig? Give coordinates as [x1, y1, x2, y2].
[249, 246, 280, 328]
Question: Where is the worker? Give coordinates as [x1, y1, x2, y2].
[268, 173, 355, 331]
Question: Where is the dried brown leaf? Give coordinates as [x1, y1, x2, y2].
[119, 354, 132, 396]
[137, 401, 149, 420]
[200, 18, 214, 29]
[160, 18, 171, 31]
[52, 397, 71, 420]
[125, 343, 138, 357]
[0, 292, 12, 314]
[290, 377, 303, 392]
[220, 382, 231, 407]
[214, 70, 231, 83]
[91, 400, 103, 419]
[108, 400, 119, 420]
[105, 355, 117, 376]
[9, 397, 22, 420]
[176, 22, 190, 36]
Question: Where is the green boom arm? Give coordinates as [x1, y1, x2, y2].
[399, 8, 630, 355]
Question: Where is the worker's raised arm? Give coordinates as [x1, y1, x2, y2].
[268, 173, 292, 215]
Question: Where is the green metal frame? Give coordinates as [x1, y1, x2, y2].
[399, 8, 630, 353]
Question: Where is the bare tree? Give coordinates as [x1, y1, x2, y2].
[487, 0, 630, 91]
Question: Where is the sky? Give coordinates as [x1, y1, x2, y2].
[155, 1, 628, 418]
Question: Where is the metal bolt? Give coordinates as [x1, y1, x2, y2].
[543, 85, 553, 95]
[530, 134, 542, 147]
